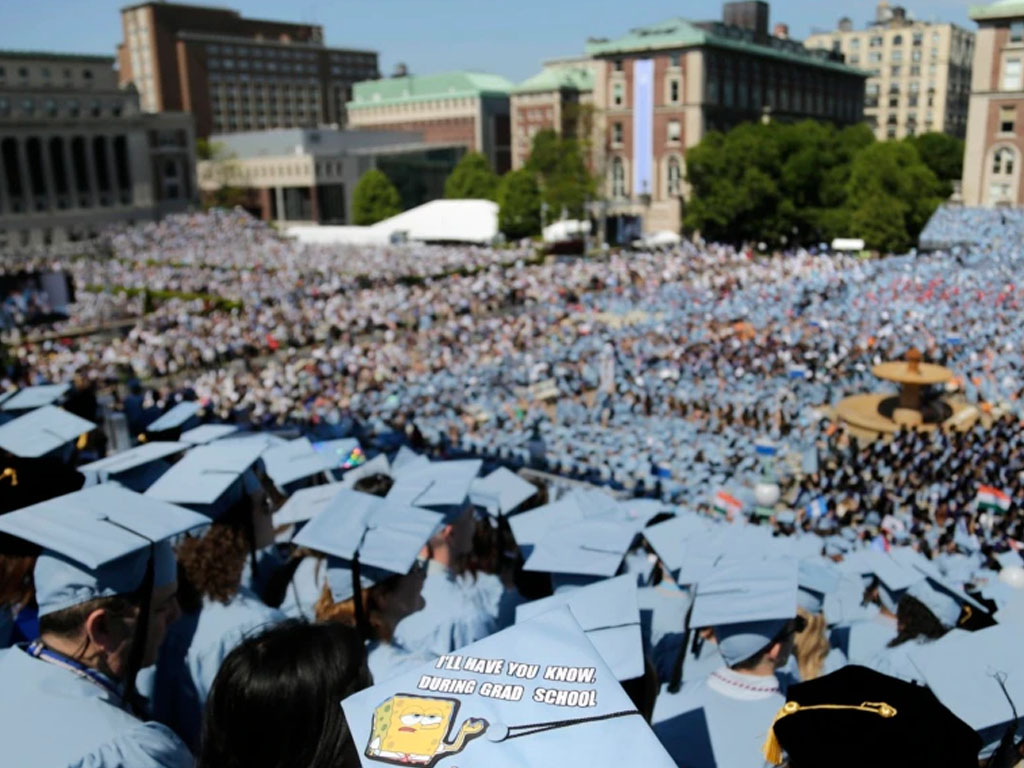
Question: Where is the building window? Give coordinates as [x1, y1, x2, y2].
[891, 50, 902, 63]
[667, 156, 682, 196]
[612, 83, 624, 107]
[913, 32, 923, 46]
[669, 78, 680, 104]
[994, 146, 1016, 175]
[891, 65, 901, 77]
[1012, 21, 1024, 44]
[667, 119, 680, 143]
[670, 52, 681, 67]
[612, 121, 623, 145]
[892, 34, 903, 46]
[1004, 57, 1022, 90]
[1000, 105, 1016, 133]
[611, 157, 626, 197]
[870, 36, 883, 47]
[868, 51, 882, 63]
[614, 59, 623, 72]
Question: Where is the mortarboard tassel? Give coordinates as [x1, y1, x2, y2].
[762, 700, 898, 765]
[76, 433, 89, 450]
[0, 467, 17, 486]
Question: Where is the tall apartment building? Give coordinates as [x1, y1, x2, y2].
[510, 58, 596, 170]
[586, 1, 866, 234]
[0, 51, 195, 248]
[346, 72, 513, 174]
[806, 3, 974, 140]
[962, 0, 1024, 206]
[117, 2, 379, 137]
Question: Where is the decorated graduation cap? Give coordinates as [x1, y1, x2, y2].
[341, 453, 391, 488]
[387, 459, 482, 516]
[469, 467, 538, 517]
[291, 488, 441, 634]
[765, 665, 981, 767]
[0, 405, 95, 458]
[78, 441, 189, 493]
[341, 607, 677, 768]
[144, 438, 267, 515]
[0, 383, 70, 412]
[0, 484, 207, 615]
[515, 575, 643, 681]
[311, 438, 365, 471]
[690, 560, 799, 668]
[260, 437, 333, 489]
[273, 482, 345, 527]
[144, 401, 201, 437]
[179, 424, 239, 445]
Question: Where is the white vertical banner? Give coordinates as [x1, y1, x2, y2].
[632, 58, 654, 198]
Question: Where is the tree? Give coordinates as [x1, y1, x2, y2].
[352, 169, 401, 225]
[907, 132, 964, 183]
[525, 130, 594, 220]
[497, 169, 542, 240]
[197, 139, 247, 210]
[444, 152, 499, 200]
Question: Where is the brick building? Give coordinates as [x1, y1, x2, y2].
[510, 58, 596, 170]
[117, 1, 378, 137]
[962, 0, 1024, 206]
[586, 1, 867, 233]
[346, 72, 513, 174]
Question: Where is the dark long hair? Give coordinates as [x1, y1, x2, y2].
[198, 620, 371, 768]
[888, 594, 949, 647]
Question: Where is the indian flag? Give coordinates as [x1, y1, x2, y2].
[713, 490, 744, 518]
[977, 485, 1011, 514]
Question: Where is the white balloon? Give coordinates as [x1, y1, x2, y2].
[754, 481, 780, 507]
[999, 566, 1024, 589]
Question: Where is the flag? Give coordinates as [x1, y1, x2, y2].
[340, 446, 367, 470]
[977, 485, 1011, 513]
[806, 496, 827, 519]
[755, 439, 777, 457]
[788, 365, 808, 380]
[713, 490, 743, 518]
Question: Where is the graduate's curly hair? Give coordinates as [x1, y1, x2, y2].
[175, 499, 252, 610]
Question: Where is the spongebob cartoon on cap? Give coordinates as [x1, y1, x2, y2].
[366, 694, 488, 767]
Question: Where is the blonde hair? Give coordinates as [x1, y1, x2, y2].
[792, 607, 830, 682]
[313, 582, 394, 642]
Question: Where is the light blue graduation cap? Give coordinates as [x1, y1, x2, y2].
[341, 453, 391, 488]
[642, 514, 711, 579]
[144, 438, 267, 513]
[690, 560, 798, 667]
[523, 518, 636, 580]
[291, 489, 442, 602]
[311, 438, 362, 469]
[0, 405, 95, 458]
[387, 459, 482, 512]
[391, 445, 425, 474]
[507, 497, 583, 550]
[78, 441, 190, 492]
[0, 383, 70, 412]
[0, 484, 207, 615]
[179, 424, 239, 445]
[341, 607, 677, 768]
[145, 401, 201, 433]
[515, 574, 643, 681]
[905, 579, 962, 629]
[261, 438, 333, 488]
[273, 482, 345, 527]
[470, 467, 538, 516]
[909, 624, 1024, 757]
[797, 559, 840, 614]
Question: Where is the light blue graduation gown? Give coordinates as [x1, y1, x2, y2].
[0, 646, 192, 768]
[392, 561, 496, 657]
[366, 640, 436, 684]
[153, 588, 284, 750]
[278, 555, 327, 620]
[652, 668, 785, 768]
[458, 571, 523, 631]
[239, 544, 287, 600]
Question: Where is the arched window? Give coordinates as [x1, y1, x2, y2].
[993, 147, 1016, 176]
[611, 157, 626, 198]
[667, 156, 682, 197]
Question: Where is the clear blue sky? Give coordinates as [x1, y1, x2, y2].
[0, 0, 973, 82]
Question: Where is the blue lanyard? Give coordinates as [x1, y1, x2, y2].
[26, 640, 125, 704]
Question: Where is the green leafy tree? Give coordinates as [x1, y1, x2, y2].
[497, 169, 542, 240]
[907, 132, 964, 182]
[197, 139, 248, 210]
[525, 130, 594, 220]
[444, 152, 499, 200]
[352, 169, 402, 225]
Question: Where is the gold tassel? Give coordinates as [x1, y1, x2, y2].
[137, 433, 148, 443]
[0, 467, 18, 487]
[762, 701, 897, 765]
[76, 433, 89, 450]
[959, 605, 973, 626]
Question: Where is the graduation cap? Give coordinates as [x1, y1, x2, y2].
[273, 482, 346, 527]
[516, 575, 643, 682]
[797, 559, 840, 615]
[311, 438, 364, 470]
[522, 519, 637, 581]
[341, 607, 677, 768]
[766, 665, 981, 767]
[144, 439, 266, 514]
[387, 459, 483, 512]
[0, 406, 95, 458]
[470, 468, 538, 517]
[261, 438, 333, 489]
[341, 453, 392, 488]
[0, 484, 207, 615]
[0, 384, 70, 412]
[78, 441, 190, 493]
[642, 514, 712, 579]
[0, 453, 86, 514]
[179, 424, 239, 445]
[144, 401, 201, 435]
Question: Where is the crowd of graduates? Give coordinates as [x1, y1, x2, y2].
[0, 204, 1024, 766]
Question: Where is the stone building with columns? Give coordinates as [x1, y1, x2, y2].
[0, 51, 197, 248]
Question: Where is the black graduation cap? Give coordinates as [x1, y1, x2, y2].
[766, 665, 981, 768]
[0, 454, 85, 514]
